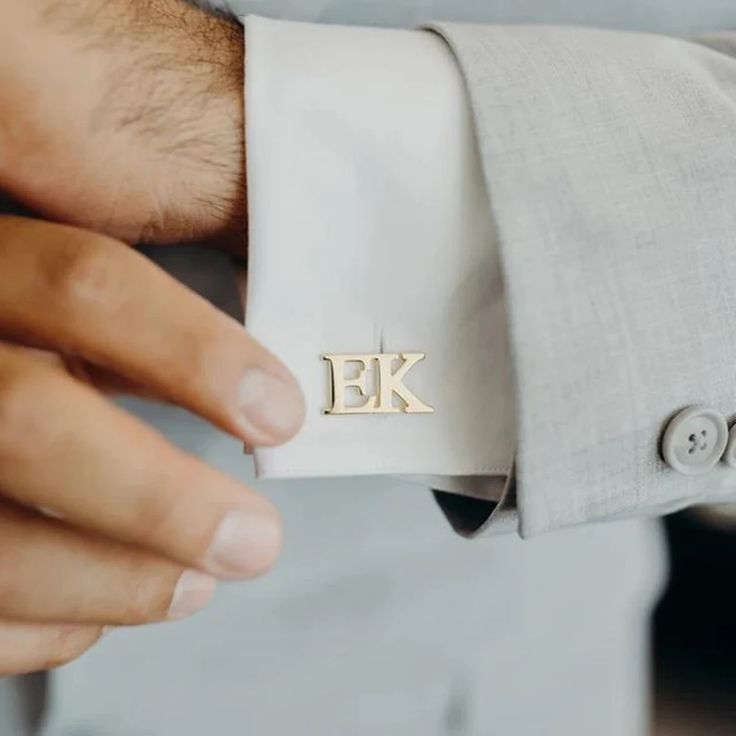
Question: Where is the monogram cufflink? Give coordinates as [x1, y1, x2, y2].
[322, 353, 434, 415]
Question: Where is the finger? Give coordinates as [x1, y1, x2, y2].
[0, 620, 102, 676]
[68, 360, 162, 399]
[0, 216, 304, 447]
[3, 342, 158, 399]
[0, 346, 282, 580]
[0, 500, 214, 626]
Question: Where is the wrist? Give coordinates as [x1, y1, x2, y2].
[127, 4, 246, 248]
[0, 0, 247, 251]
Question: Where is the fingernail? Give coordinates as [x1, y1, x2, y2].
[168, 570, 217, 620]
[237, 368, 304, 443]
[205, 510, 282, 579]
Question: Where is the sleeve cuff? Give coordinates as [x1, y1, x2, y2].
[242, 16, 516, 500]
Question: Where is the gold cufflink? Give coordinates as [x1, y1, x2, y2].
[322, 353, 434, 415]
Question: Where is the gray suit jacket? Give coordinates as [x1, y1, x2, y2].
[430, 24, 736, 537]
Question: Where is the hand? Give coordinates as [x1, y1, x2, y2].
[0, 0, 245, 249]
[0, 216, 305, 675]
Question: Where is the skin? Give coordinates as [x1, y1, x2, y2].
[0, 0, 246, 247]
[0, 1, 303, 673]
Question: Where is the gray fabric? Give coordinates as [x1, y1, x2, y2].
[430, 23, 736, 536]
[35, 426, 664, 736]
[226, 0, 736, 33]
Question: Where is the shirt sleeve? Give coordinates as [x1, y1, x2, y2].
[241, 15, 516, 521]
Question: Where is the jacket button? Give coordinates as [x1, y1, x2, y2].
[662, 405, 728, 475]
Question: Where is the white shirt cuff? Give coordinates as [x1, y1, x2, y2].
[242, 16, 515, 496]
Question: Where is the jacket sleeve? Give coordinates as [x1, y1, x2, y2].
[430, 24, 736, 537]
